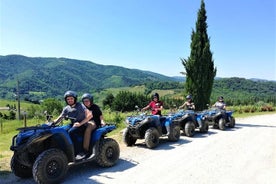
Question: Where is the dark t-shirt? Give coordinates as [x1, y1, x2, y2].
[61, 102, 86, 124]
[87, 104, 103, 127]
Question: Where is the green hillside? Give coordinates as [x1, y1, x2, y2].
[0, 55, 275, 106]
[0, 55, 177, 100]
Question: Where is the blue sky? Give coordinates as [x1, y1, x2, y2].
[1, 0, 275, 80]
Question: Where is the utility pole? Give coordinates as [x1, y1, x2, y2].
[17, 78, 21, 120]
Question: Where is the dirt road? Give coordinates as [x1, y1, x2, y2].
[2, 114, 276, 184]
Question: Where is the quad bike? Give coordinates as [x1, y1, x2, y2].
[10, 114, 120, 184]
[172, 110, 209, 137]
[123, 109, 180, 149]
[202, 108, 235, 130]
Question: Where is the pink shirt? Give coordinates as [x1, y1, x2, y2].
[148, 101, 163, 115]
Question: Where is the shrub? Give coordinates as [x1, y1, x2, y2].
[243, 106, 251, 113]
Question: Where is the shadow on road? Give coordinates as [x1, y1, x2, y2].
[184, 130, 218, 138]
[132, 137, 192, 151]
[64, 158, 138, 183]
[1, 157, 139, 184]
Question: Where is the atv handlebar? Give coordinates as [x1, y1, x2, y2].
[50, 115, 76, 126]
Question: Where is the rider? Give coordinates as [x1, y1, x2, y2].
[142, 93, 172, 135]
[77, 93, 106, 159]
[142, 93, 163, 115]
[179, 95, 195, 110]
[55, 91, 92, 159]
[213, 96, 226, 110]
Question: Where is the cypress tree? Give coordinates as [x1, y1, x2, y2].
[181, 0, 216, 110]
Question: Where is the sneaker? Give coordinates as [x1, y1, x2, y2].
[75, 152, 87, 160]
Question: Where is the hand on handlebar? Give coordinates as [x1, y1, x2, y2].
[100, 120, 106, 127]
[73, 122, 81, 127]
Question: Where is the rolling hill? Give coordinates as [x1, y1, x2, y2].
[0, 55, 275, 105]
[0, 55, 177, 99]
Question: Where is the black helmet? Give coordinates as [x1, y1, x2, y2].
[81, 93, 93, 103]
[152, 93, 159, 100]
[186, 95, 192, 99]
[64, 90, 78, 104]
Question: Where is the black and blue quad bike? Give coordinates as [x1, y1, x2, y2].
[10, 115, 120, 184]
[123, 112, 180, 149]
[172, 110, 209, 137]
[202, 108, 235, 130]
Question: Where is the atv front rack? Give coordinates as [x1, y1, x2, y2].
[17, 125, 52, 132]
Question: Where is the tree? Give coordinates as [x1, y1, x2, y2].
[112, 91, 136, 112]
[108, 91, 149, 112]
[41, 98, 63, 115]
[181, 0, 216, 110]
[9, 110, 16, 120]
[103, 93, 115, 109]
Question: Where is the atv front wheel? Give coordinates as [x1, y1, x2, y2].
[229, 117, 235, 128]
[145, 127, 159, 148]
[10, 155, 32, 178]
[168, 126, 180, 142]
[199, 122, 209, 133]
[122, 128, 137, 146]
[218, 118, 226, 130]
[184, 121, 195, 137]
[96, 138, 120, 167]
[33, 148, 68, 184]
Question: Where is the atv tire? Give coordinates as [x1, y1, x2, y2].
[96, 138, 120, 167]
[10, 155, 32, 178]
[145, 127, 160, 148]
[33, 148, 68, 184]
[212, 123, 218, 129]
[199, 122, 209, 133]
[168, 126, 180, 142]
[229, 117, 235, 128]
[184, 121, 195, 137]
[122, 128, 137, 146]
[218, 118, 226, 130]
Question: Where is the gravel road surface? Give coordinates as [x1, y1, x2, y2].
[2, 113, 276, 184]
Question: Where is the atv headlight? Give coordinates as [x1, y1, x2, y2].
[125, 119, 131, 125]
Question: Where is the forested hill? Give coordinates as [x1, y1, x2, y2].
[211, 77, 276, 105]
[0, 55, 275, 104]
[0, 55, 177, 99]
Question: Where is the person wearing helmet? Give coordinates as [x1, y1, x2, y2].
[213, 96, 226, 110]
[142, 93, 173, 135]
[77, 93, 106, 159]
[179, 95, 195, 110]
[55, 90, 92, 159]
[142, 93, 163, 115]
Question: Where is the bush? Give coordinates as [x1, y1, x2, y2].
[250, 105, 257, 113]
[243, 106, 251, 113]
[261, 105, 275, 112]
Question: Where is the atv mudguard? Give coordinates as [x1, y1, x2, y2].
[91, 125, 116, 143]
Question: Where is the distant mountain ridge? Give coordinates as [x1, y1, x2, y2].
[0, 55, 178, 98]
[0, 55, 275, 103]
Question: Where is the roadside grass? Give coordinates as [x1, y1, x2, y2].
[232, 111, 276, 118]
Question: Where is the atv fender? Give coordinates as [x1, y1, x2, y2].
[91, 125, 116, 143]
